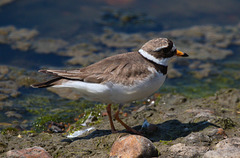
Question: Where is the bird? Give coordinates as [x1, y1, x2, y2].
[31, 38, 188, 134]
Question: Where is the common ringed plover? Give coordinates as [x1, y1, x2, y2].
[32, 38, 188, 134]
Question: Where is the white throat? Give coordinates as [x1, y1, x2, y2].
[138, 49, 170, 66]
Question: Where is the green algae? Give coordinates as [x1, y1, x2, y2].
[67, 103, 106, 134]
[161, 68, 239, 98]
[159, 140, 173, 145]
[18, 93, 108, 132]
[1, 127, 18, 135]
[214, 117, 236, 129]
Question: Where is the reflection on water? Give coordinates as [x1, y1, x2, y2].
[0, 44, 70, 70]
[0, 0, 240, 130]
[0, 0, 240, 38]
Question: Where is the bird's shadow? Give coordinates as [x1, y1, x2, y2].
[62, 119, 219, 143]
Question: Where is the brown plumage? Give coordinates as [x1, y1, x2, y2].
[32, 51, 168, 88]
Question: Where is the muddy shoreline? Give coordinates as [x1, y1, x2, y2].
[1, 88, 239, 157]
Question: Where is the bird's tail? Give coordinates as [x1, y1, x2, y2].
[31, 77, 62, 88]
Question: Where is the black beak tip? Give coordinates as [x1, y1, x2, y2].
[182, 53, 189, 57]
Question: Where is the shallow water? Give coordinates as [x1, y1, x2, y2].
[0, 0, 240, 131]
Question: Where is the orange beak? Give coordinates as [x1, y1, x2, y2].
[176, 50, 188, 57]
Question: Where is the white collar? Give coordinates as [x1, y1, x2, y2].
[138, 49, 169, 66]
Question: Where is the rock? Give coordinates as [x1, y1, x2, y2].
[109, 134, 158, 158]
[203, 137, 240, 158]
[183, 132, 212, 146]
[6, 146, 52, 158]
[185, 109, 216, 122]
[169, 143, 208, 158]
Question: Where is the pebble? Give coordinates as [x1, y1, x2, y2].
[183, 132, 211, 146]
[203, 137, 240, 158]
[6, 146, 52, 158]
[109, 134, 158, 158]
[169, 143, 208, 158]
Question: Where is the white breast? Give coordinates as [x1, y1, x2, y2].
[53, 70, 166, 104]
[108, 71, 166, 103]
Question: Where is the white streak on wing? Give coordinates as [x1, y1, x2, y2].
[52, 67, 166, 104]
[52, 81, 112, 102]
[138, 49, 170, 66]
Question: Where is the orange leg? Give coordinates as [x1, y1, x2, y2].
[114, 107, 141, 135]
[106, 104, 117, 133]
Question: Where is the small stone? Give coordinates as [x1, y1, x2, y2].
[169, 143, 208, 158]
[203, 137, 240, 158]
[6, 146, 52, 158]
[110, 134, 158, 158]
[216, 128, 228, 138]
[184, 132, 211, 146]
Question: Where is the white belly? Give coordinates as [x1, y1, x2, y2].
[53, 72, 166, 104]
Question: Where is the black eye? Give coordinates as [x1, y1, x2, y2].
[162, 46, 175, 58]
[162, 47, 171, 53]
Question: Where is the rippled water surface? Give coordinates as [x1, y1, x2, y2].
[0, 0, 240, 130]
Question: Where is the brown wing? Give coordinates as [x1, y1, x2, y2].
[35, 52, 152, 86]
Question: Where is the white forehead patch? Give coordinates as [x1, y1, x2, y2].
[154, 45, 168, 52]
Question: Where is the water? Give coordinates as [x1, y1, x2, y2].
[0, 44, 70, 70]
[0, 0, 240, 131]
